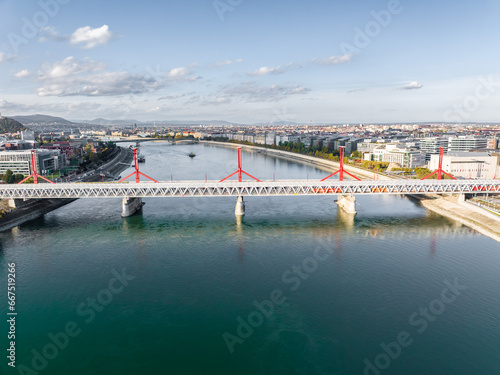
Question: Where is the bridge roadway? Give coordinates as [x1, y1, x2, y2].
[1, 179, 499, 199]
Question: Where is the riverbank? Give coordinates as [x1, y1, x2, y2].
[0, 198, 77, 232]
[420, 195, 500, 242]
[201, 141, 392, 180]
[0, 146, 133, 232]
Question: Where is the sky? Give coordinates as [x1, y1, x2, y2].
[1, 0, 500, 124]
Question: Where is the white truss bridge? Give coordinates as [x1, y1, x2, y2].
[1, 179, 499, 199]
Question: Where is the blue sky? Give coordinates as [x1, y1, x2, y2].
[1, 0, 500, 123]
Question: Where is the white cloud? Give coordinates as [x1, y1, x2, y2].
[167, 67, 200, 82]
[347, 88, 366, 93]
[215, 59, 232, 67]
[199, 82, 310, 106]
[38, 26, 68, 42]
[220, 82, 311, 103]
[168, 67, 189, 79]
[158, 94, 186, 100]
[402, 81, 423, 90]
[14, 69, 31, 78]
[38, 25, 120, 49]
[201, 96, 232, 106]
[69, 25, 118, 49]
[0, 99, 106, 116]
[36, 57, 163, 96]
[0, 52, 16, 64]
[248, 66, 285, 76]
[40, 57, 105, 79]
[209, 59, 244, 68]
[312, 54, 355, 66]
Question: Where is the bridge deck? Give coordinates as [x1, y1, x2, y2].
[0, 180, 499, 199]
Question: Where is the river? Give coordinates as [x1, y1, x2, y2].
[1, 143, 499, 375]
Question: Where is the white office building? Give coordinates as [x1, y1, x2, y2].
[429, 152, 498, 179]
[366, 144, 426, 168]
[419, 137, 449, 156]
[448, 136, 488, 152]
[382, 147, 426, 168]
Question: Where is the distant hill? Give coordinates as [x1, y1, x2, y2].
[12, 114, 74, 125]
[155, 120, 247, 127]
[0, 117, 26, 133]
[77, 118, 142, 126]
[252, 120, 304, 126]
[76, 118, 250, 127]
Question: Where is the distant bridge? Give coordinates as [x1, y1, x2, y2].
[110, 138, 198, 144]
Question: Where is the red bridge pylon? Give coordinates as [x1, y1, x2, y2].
[421, 147, 456, 180]
[321, 146, 361, 182]
[219, 147, 262, 182]
[18, 150, 55, 185]
[119, 148, 158, 183]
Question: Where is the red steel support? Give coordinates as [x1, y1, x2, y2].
[219, 148, 262, 182]
[321, 147, 361, 182]
[119, 148, 158, 183]
[18, 150, 55, 184]
[421, 147, 456, 180]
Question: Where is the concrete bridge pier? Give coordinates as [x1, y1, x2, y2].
[8, 198, 31, 209]
[336, 194, 357, 215]
[122, 197, 144, 217]
[336, 208, 355, 227]
[235, 196, 245, 216]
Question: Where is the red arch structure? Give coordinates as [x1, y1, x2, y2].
[18, 150, 55, 185]
[321, 147, 361, 182]
[421, 147, 456, 180]
[219, 147, 261, 182]
[119, 148, 158, 183]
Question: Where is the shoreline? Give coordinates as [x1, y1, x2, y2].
[420, 196, 500, 242]
[201, 141, 500, 242]
[0, 147, 133, 233]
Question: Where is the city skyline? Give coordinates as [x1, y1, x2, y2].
[1, 0, 500, 124]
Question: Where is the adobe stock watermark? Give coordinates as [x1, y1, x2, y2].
[222, 237, 337, 354]
[362, 278, 467, 375]
[8, 0, 70, 54]
[15, 268, 134, 375]
[340, 0, 403, 56]
[213, 0, 243, 22]
[443, 75, 500, 123]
